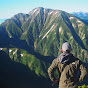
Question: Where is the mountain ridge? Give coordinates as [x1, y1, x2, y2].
[0, 7, 88, 57]
[0, 7, 88, 86]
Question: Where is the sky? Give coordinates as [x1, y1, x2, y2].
[0, 0, 88, 19]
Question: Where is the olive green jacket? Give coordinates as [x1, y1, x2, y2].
[48, 54, 87, 88]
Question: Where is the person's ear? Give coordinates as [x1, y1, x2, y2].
[62, 49, 64, 52]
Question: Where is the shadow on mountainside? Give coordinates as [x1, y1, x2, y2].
[0, 51, 52, 88]
[0, 36, 55, 63]
[0, 37, 30, 50]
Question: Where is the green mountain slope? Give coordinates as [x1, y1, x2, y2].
[0, 7, 88, 87]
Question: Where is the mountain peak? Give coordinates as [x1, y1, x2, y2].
[35, 7, 44, 10]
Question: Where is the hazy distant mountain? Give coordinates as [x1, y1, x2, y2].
[73, 12, 88, 22]
[0, 18, 7, 24]
[0, 7, 88, 87]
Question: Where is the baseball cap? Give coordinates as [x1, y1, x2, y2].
[62, 42, 72, 52]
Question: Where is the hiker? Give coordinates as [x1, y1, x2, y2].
[48, 42, 87, 88]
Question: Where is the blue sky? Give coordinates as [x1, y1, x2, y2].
[0, 0, 88, 19]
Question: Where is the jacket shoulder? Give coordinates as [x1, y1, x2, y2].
[54, 58, 60, 63]
[51, 58, 60, 66]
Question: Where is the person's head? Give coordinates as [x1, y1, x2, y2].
[62, 42, 72, 53]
